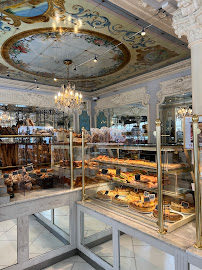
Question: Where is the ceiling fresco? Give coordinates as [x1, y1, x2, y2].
[0, 0, 190, 92]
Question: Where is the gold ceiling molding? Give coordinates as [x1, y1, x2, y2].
[0, 0, 65, 27]
[1, 27, 131, 80]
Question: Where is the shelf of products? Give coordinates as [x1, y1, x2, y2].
[83, 129, 195, 233]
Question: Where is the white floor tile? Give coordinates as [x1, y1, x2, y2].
[120, 234, 135, 257]
[134, 245, 175, 270]
[54, 206, 70, 216]
[45, 261, 74, 270]
[100, 256, 113, 265]
[29, 230, 65, 256]
[0, 220, 16, 232]
[132, 237, 149, 246]
[54, 215, 69, 232]
[0, 240, 17, 266]
[120, 256, 137, 270]
[72, 262, 95, 270]
[0, 225, 17, 241]
[91, 239, 113, 257]
[64, 255, 86, 263]
[29, 219, 46, 242]
[84, 215, 107, 232]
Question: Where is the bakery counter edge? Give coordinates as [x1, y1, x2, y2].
[77, 200, 202, 263]
[0, 182, 111, 222]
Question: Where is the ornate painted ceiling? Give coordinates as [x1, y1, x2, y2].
[0, 0, 190, 92]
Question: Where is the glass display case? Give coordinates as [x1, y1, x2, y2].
[82, 122, 195, 233]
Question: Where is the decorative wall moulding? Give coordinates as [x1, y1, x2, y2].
[95, 87, 150, 114]
[0, 77, 59, 94]
[89, 59, 191, 97]
[157, 75, 191, 105]
[0, 89, 55, 108]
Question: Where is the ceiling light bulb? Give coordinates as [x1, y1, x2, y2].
[58, 91, 61, 97]
[37, 86, 39, 89]
[141, 28, 146, 36]
[94, 55, 97, 62]
[74, 25, 78, 33]
[70, 91, 73, 95]
[54, 78, 57, 81]
[78, 19, 82, 26]
[75, 92, 78, 96]
[68, 15, 71, 22]
[55, 95, 57, 99]
[52, 22, 56, 31]
[79, 94, 82, 99]
[55, 14, 60, 23]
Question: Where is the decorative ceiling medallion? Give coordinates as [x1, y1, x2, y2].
[1, 27, 131, 80]
[0, 0, 65, 27]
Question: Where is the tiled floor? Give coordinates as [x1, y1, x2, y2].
[44, 255, 95, 270]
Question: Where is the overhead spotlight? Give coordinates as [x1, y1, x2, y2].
[94, 55, 98, 62]
[141, 28, 146, 36]
[54, 78, 57, 81]
[37, 86, 39, 89]
[34, 78, 37, 82]
[74, 66, 77, 71]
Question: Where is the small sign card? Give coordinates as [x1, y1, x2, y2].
[25, 166, 33, 172]
[101, 169, 108, 175]
[144, 196, 150, 202]
[115, 194, 119, 198]
[4, 174, 9, 178]
[144, 191, 149, 197]
[13, 171, 18, 175]
[104, 191, 109, 195]
[181, 201, 189, 208]
[116, 168, 121, 176]
[135, 174, 140, 181]
[149, 194, 155, 201]
[40, 168, 47, 173]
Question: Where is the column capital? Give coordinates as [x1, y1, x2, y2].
[172, 0, 202, 46]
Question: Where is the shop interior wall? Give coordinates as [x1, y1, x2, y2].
[91, 66, 191, 143]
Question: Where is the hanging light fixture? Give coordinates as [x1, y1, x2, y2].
[176, 105, 192, 118]
[55, 60, 82, 113]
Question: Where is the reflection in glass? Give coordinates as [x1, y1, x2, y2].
[29, 213, 67, 259]
[54, 205, 70, 236]
[0, 219, 17, 269]
[82, 213, 113, 266]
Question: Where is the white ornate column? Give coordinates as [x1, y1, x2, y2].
[172, 0, 202, 114]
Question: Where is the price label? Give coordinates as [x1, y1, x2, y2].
[116, 168, 121, 176]
[26, 166, 33, 172]
[101, 169, 108, 175]
[135, 174, 140, 181]
[18, 169, 23, 174]
[115, 194, 119, 198]
[144, 196, 150, 202]
[13, 171, 18, 175]
[155, 205, 158, 210]
[181, 201, 189, 208]
[105, 191, 109, 195]
[149, 194, 155, 201]
[4, 174, 9, 178]
[144, 191, 149, 196]
[40, 168, 47, 173]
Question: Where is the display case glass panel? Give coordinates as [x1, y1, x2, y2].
[81, 213, 113, 266]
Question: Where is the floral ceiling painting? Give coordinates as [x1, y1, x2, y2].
[0, 0, 190, 92]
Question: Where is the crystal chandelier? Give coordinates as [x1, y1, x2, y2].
[176, 106, 192, 118]
[54, 60, 82, 113]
